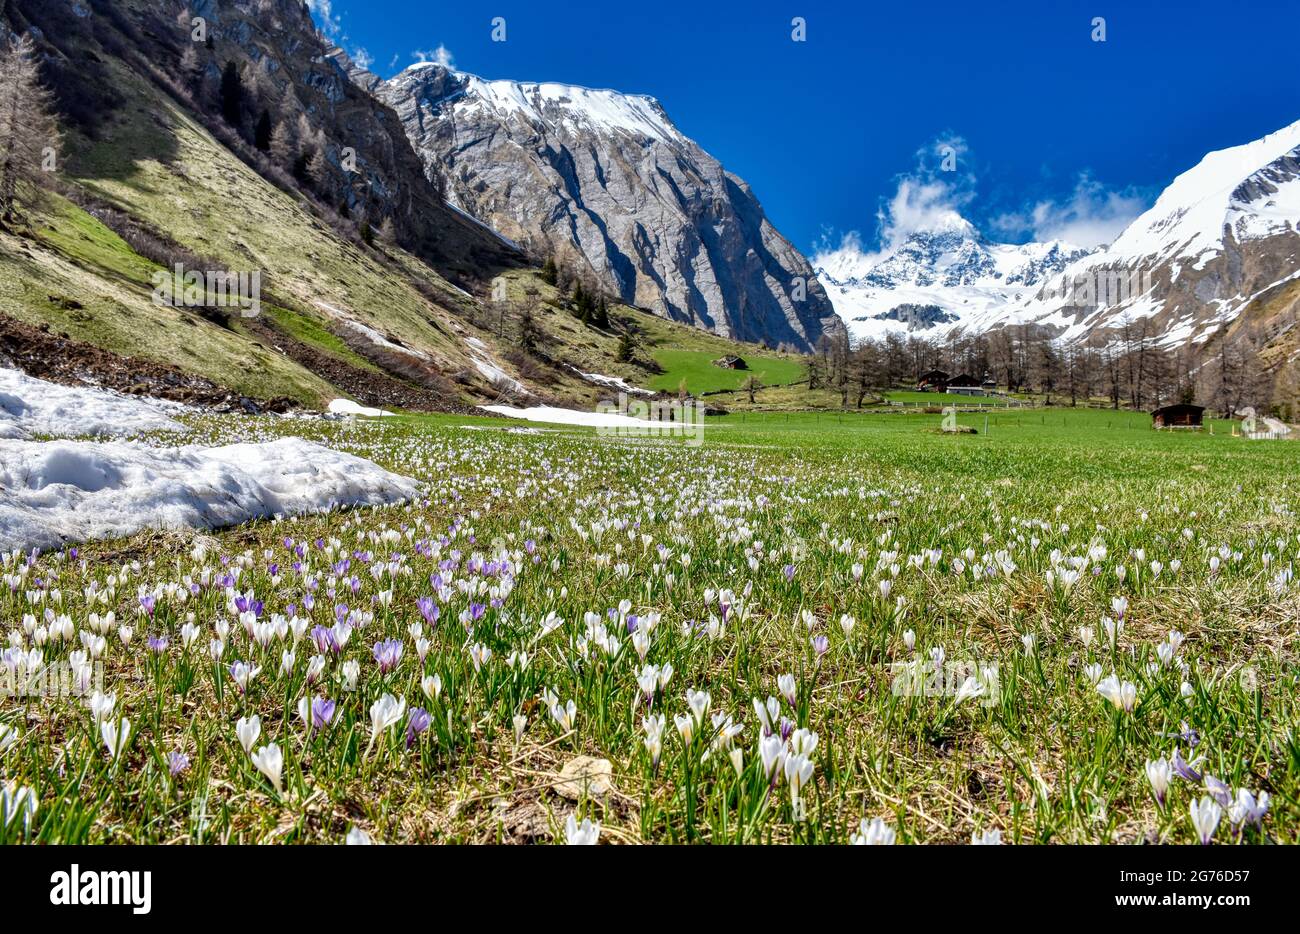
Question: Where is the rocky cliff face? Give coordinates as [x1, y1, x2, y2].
[377, 63, 842, 350]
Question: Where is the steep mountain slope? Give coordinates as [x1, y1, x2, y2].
[815, 214, 1094, 341]
[376, 62, 842, 351]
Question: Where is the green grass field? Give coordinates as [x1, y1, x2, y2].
[2, 405, 1296, 844]
[646, 349, 806, 393]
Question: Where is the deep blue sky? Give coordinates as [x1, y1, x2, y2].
[312, 0, 1300, 255]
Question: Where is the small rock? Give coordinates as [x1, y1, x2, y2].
[555, 756, 613, 801]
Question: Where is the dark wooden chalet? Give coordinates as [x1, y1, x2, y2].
[1152, 404, 1205, 430]
[916, 369, 950, 391]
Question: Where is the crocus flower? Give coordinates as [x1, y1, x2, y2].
[1145, 758, 1171, 805]
[228, 661, 261, 694]
[850, 817, 896, 845]
[564, 814, 600, 845]
[372, 638, 403, 673]
[101, 718, 131, 760]
[777, 673, 796, 706]
[312, 697, 337, 731]
[1171, 747, 1204, 782]
[406, 707, 431, 748]
[251, 743, 284, 794]
[1204, 774, 1232, 808]
[1095, 673, 1138, 712]
[168, 751, 190, 777]
[1189, 795, 1222, 844]
[368, 693, 406, 746]
[0, 782, 38, 832]
[236, 715, 261, 754]
[1228, 789, 1269, 829]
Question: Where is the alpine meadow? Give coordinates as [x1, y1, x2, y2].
[0, 0, 1298, 879]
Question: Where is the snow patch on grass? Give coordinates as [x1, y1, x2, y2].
[0, 437, 419, 553]
[328, 399, 394, 417]
[0, 368, 185, 440]
[480, 404, 650, 428]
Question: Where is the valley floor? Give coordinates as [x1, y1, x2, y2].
[1, 406, 1297, 843]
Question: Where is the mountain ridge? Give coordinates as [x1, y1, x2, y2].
[374, 61, 843, 351]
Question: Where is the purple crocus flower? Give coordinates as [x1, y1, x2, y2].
[811, 635, 829, 658]
[311, 625, 339, 654]
[406, 707, 432, 748]
[168, 751, 190, 776]
[373, 638, 403, 673]
[782, 564, 796, 582]
[1204, 775, 1232, 808]
[468, 603, 486, 622]
[779, 717, 795, 741]
[1172, 746, 1204, 782]
[147, 636, 168, 653]
[312, 697, 337, 730]
[416, 596, 439, 626]
[139, 595, 156, 616]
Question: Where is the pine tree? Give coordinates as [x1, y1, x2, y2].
[0, 35, 60, 224]
[269, 120, 295, 165]
[254, 110, 272, 151]
[519, 304, 538, 354]
[306, 146, 329, 189]
[220, 61, 243, 127]
[179, 44, 202, 93]
[541, 257, 558, 286]
[594, 297, 610, 330]
[616, 330, 636, 363]
[360, 220, 373, 245]
[573, 281, 590, 323]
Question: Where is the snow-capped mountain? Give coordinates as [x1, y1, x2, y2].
[375, 63, 842, 350]
[815, 214, 1094, 341]
[825, 119, 1300, 348]
[988, 118, 1300, 346]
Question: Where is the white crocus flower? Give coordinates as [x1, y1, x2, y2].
[565, 814, 600, 845]
[236, 715, 261, 754]
[850, 817, 896, 845]
[368, 694, 407, 744]
[251, 743, 284, 794]
[101, 718, 131, 760]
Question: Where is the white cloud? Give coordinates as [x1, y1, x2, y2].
[351, 47, 373, 70]
[305, 0, 342, 38]
[815, 134, 976, 265]
[413, 45, 455, 69]
[992, 174, 1148, 248]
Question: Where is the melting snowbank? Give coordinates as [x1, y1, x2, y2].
[480, 404, 653, 428]
[328, 399, 394, 417]
[0, 437, 419, 553]
[0, 367, 185, 440]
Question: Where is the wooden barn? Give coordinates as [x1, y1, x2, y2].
[712, 355, 747, 370]
[916, 369, 950, 392]
[1152, 403, 1205, 430]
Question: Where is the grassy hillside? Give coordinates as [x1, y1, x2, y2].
[0, 3, 809, 412]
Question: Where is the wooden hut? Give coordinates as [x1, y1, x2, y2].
[916, 369, 950, 392]
[1152, 404, 1205, 430]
